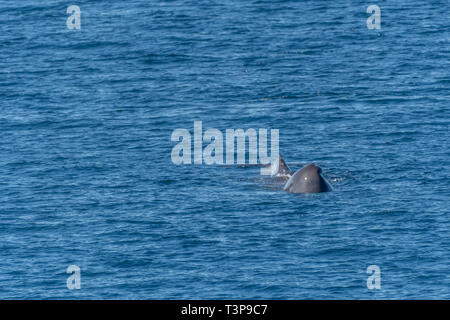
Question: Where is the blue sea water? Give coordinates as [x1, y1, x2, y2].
[0, 0, 449, 299]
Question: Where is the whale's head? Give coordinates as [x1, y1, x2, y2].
[283, 163, 331, 194]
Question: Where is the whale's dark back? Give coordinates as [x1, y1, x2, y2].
[283, 163, 332, 194]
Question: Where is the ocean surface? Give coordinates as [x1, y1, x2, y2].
[0, 0, 449, 299]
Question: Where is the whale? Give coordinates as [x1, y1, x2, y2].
[283, 162, 332, 194]
[221, 155, 333, 194]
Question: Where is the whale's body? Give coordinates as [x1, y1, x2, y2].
[283, 163, 332, 194]
[268, 156, 332, 193]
